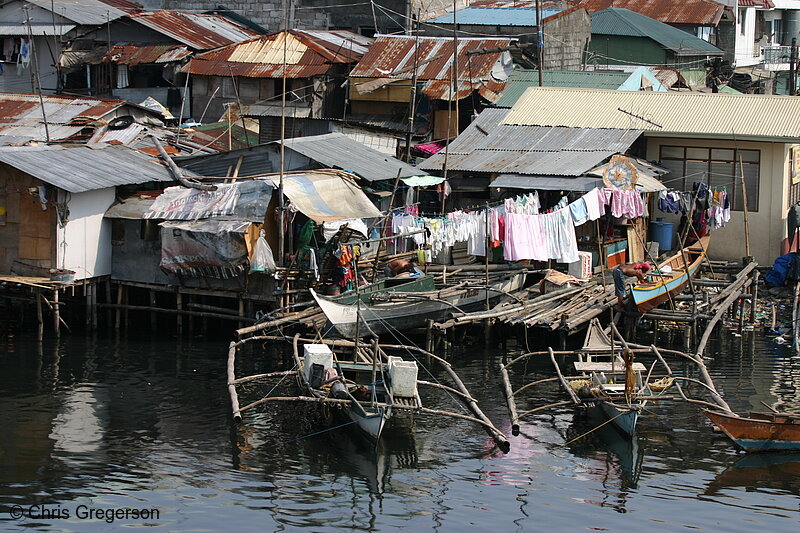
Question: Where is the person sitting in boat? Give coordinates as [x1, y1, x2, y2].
[614, 262, 650, 309]
[384, 258, 422, 278]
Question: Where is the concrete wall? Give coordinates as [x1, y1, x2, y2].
[543, 9, 591, 70]
[646, 136, 788, 264]
[56, 187, 115, 281]
[161, 0, 460, 33]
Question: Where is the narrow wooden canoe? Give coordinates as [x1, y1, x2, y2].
[630, 235, 709, 313]
[704, 410, 800, 452]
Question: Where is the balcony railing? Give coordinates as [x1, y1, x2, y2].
[763, 45, 792, 64]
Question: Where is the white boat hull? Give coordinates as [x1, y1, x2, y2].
[312, 274, 525, 338]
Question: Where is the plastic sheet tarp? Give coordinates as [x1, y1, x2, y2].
[159, 219, 250, 278]
[275, 173, 382, 222]
[145, 180, 272, 221]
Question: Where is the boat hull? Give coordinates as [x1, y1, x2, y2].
[631, 237, 708, 313]
[313, 273, 525, 338]
[598, 401, 639, 437]
[705, 410, 800, 452]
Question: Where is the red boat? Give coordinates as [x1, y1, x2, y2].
[704, 410, 800, 452]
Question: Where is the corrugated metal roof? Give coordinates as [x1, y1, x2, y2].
[494, 69, 630, 107]
[279, 132, 421, 182]
[130, 11, 260, 51]
[0, 93, 155, 143]
[591, 8, 724, 55]
[26, 0, 128, 25]
[578, 0, 727, 25]
[419, 107, 641, 174]
[425, 6, 562, 25]
[494, 67, 666, 107]
[103, 44, 191, 65]
[0, 145, 179, 193]
[502, 86, 800, 140]
[0, 23, 75, 36]
[184, 29, 368, 78]
[350, 35, 514, 102]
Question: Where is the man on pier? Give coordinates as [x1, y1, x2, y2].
[614, 262, 650, 309]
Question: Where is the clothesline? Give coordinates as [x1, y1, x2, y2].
[390, 186, 647, 265]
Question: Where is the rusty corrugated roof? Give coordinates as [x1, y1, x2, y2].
[183, 30, 370, 78]
[577, 0, 728, 25]
[103, 44, 191, 65]
[0, 93, 160, 144]
[130, 11, 260, 51]
[349, 35, 514, 101]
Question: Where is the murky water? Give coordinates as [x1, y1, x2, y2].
[1, 326, 799, 531]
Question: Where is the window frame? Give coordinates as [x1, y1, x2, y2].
[658, 145, 760, 212]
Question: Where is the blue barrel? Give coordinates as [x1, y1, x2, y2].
[649, 220, 674, 252]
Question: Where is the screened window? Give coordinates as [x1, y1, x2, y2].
[659, 145, 759, 212]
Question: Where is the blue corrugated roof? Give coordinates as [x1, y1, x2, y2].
[426, 7, 562, 26]
[590, 8, 723, 56]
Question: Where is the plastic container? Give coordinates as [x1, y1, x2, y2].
[303, 344, 333, 382]
[567, 251, 593, 280]
[387, 356, 418, 397]
[649, 219, 674, 252]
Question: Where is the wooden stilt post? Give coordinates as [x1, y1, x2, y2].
[749, 270, 759, 325]
[91, 283, 98, 331]
[53, 288, 60, 338]
[115, 284, 122, 331]
[150, 290, 158, 331]
[738, 297, 745, 333]
[238, 298, 245, 330]
[36, 290, 43, 341]
[105, 280, 112, 328]
[123, 285, 129, 330]
[176, 292, 183, 337]
[425, 319, 434, 353]
[652, 319, 658, 345]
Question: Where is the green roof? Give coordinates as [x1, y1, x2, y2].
[591, 8, 724, 56]
[494, 69, 632, 108]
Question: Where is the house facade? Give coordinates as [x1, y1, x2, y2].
[499, 86, 800, 264]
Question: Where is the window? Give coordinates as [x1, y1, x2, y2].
[659, 145, 759, 212]
[740, 9, 747, 36]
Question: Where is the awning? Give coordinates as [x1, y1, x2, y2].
[493, 169, 666, 193]
[491, 175, 600, 191]
[401, 175, 445, 187]
[270, 173, 382, 222]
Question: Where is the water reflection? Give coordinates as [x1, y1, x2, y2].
[705, 453, 800, 496]
[0, 330, 799, 531]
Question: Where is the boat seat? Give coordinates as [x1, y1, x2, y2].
[599, 384, 629, 392]
[574, 362, 646, 372]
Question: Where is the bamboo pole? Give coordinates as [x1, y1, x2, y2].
[696, 278, 752, 359]
[98, 303, 256, 323]
[550, 348, 580, 404]
[227, 341, 241, 420]
[52, 288, 60, 337]
[499, 362, 520, 434]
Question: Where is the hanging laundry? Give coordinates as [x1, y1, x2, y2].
[568, 197, 589, 226]
[658, 190, 681, 214]
[583, 188, 603, 221]
[610, 189, 645, 218]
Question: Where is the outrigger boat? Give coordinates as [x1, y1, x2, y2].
[500, 320, 656, 439]
[630, 236, 710, 313]
[311, 271, 526, 338]
[704, 409, 800, 452]
[228, 335, 510, 451]
[568, 320, 650, 436]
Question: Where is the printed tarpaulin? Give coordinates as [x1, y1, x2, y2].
[159, 220, 250, 278]
[144, 180, 273, 221]
[274, 173, 382, 222]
